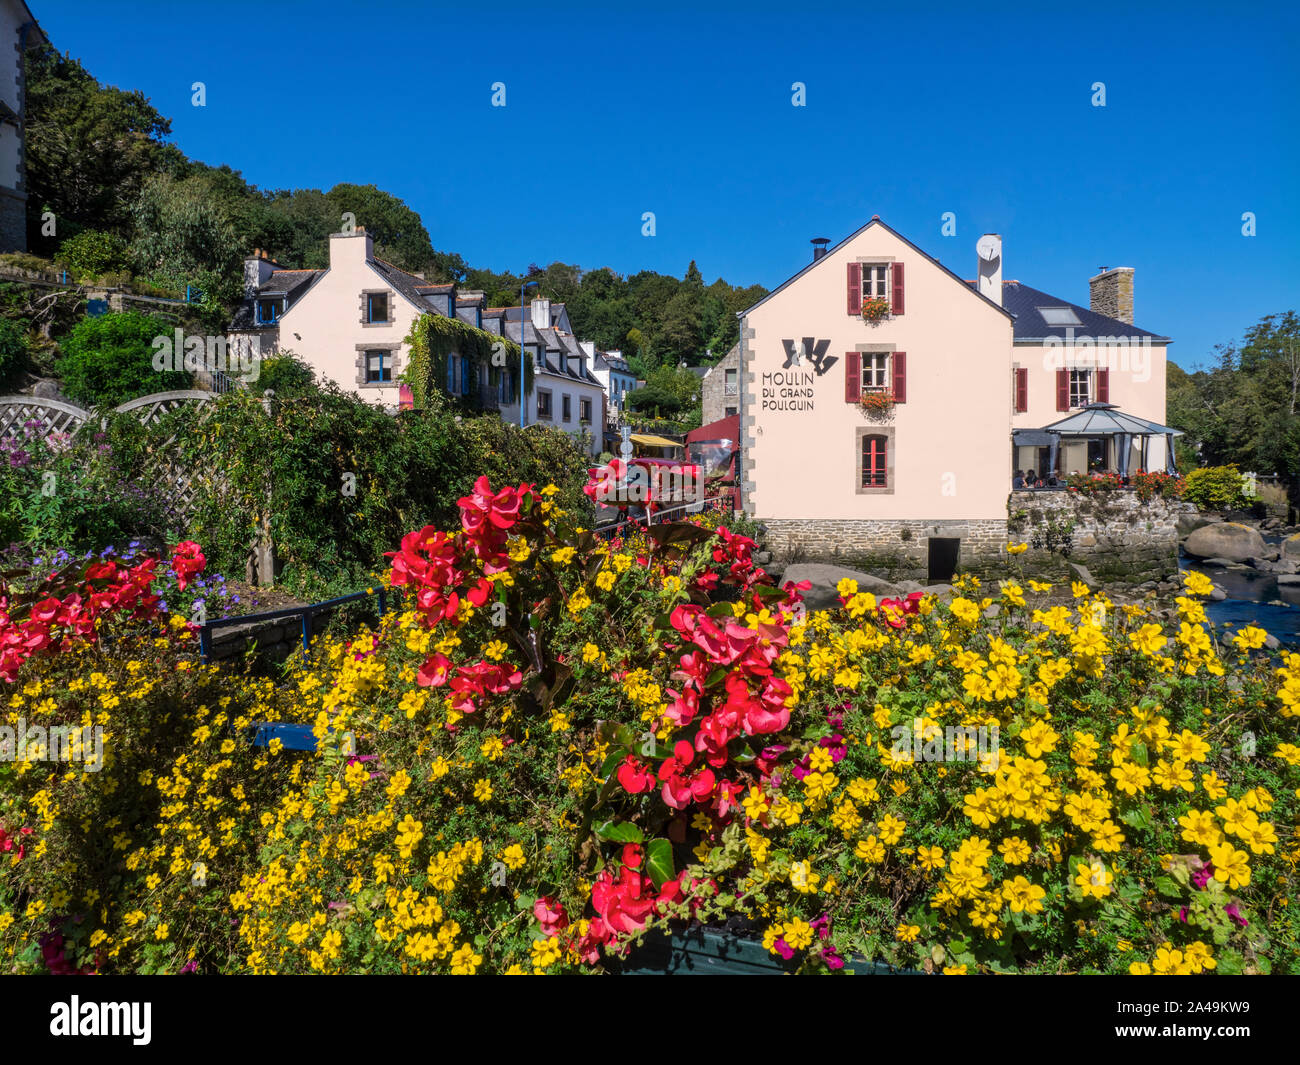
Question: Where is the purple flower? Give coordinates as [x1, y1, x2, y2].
[1177, 906, 1189, 923]
[821, 947, 845, 970]
[179, 960, 198, 974]
[1224, 903, 1248, 928]
[1192, 864, 1214, 889]
[773, 937, 794, 960]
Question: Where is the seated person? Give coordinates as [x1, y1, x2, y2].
[1013, 470, 1026, 489]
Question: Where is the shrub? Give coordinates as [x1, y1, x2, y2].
[1131, 470, 1186, 501]
[57, 230, 130, 278]
[1184, 466, 1251, 511]
[0, 316, 28, 388]
[56, 310, 190, 408]
[255, 354, 317, 397]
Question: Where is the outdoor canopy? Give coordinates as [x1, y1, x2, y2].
[629, 433, 683, 449]
[1027, 403, 1184, 476]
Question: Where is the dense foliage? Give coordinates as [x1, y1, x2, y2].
[55, 310, 190, 408]
[1168, 312, 1300, 491]
[1182, 466, 1254, 512]
[403, 314, 525, 412]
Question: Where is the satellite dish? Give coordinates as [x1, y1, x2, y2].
[977, 235, 1001, 262]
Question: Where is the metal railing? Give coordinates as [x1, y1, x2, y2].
[197, 586, 392, 661]
[593, 494, 735, 541]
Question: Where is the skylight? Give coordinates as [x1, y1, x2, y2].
[1039, 306, 1082, 327]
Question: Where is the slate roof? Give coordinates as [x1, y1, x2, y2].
[503, 321, 601, 385]
[966, 280, 1170, 343]
[371, 258, 440, 310]
[229, 270, 323, 329]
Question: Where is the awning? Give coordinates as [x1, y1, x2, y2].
[1038, 403, 1185, 438]
[1012, 429, 1057, 447]
[629, 433, 683, 449]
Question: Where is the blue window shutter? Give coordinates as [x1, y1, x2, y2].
[447, 356, 454, 393]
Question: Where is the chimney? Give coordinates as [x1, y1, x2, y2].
[1089, 267, 1134, 325]
[579, 340, 595, 359]
[976, 234, 1003, 306]
[329, 226, 374, 268]
[243, 251, 275, 298]
[811, 237, 830, 262]
[530, 297, 550, 331]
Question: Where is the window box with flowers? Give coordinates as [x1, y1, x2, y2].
[860, 296, 891, 323]
[858, 390, 896, 421]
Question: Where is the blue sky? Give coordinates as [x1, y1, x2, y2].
[40, 0, 1299, 369]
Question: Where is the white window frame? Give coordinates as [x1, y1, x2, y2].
[862, 352, 891, 392]
[861, 263, 890, 305]
[1069, 369, 1092, 408]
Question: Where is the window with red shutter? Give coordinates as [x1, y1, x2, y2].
[891, 261, 905, 315]
[891, 351, 907, 403]
[1097, 368, 1110, 403]
[1056, 369, 1069, 411]
[1015, 368, 1028, 412]
[862, 434, 888, 488]
[844, 351, 860, 403]
[847, 263, 862, 314]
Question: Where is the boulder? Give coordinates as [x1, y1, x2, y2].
[1277, 574, 1300, 587]
[1210, 587, 1227, 601]
[1176, 512, 1218, 539]
[1200, 557, 1233, 568]
[781, 563, 900, 612]
[1283, 533, 1300, 562]
[1067, 561, 1097, 587]
[1183, 522, 1267, 563]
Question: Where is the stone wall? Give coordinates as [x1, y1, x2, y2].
[701, 344, 740, 426]
[762, 516, 1009, 581]
[760, 490, 1193, 586]
[1008, 489, 1193, 585]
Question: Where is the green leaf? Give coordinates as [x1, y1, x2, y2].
[1153, 876, 1183, 900]
[592, 820, 645, 844]
[644, 838, 675, 887]
[599, 749, 630, 778]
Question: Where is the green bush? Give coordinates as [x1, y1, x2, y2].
[57, 229, 130, 278]
[56, 309, 190, 408]
[255, 353, 317, 397]
[0, 316, 28, 388]
[1184, 465, 1251, 511]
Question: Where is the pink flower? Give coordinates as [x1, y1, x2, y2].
[533, 896, 569, 937]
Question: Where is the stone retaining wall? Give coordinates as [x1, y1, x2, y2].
[761, 517, 1008, 580]
[760, 491, 1194, 585]
[1008, 489, 1194, 584]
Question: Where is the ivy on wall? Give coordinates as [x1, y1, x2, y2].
[402, 314, 529, 411]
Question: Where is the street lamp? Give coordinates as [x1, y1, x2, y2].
[520, 279, 539, 428]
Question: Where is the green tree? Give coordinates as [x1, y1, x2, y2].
[24, 45, 173, 244]
[129, 173, 241, 302]
[57, 229, 131, 277]
[57, 310, 189, 407]
[0, 317, 28, 388]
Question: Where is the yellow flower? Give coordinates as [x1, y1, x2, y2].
[502, 844, 526, 870]
[1208, 842, 1250, 889]
[1006, 542, 1028, 555]
[473, 778, 493, 802]
[896, 923, 921, 942]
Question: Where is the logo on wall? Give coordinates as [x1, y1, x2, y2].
[782, 337, 837, 376]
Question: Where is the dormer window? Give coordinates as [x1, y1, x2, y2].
[559, 351, 567, 374]
[255, 298, 281, 325]
[366, 292, 390, 324]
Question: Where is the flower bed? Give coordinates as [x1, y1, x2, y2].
[1, 479, 1297, 975]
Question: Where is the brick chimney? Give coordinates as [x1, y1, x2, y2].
[1089, 267, 1134, 324]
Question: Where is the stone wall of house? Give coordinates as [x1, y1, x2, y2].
[1008, 489, 1194, 584]
[761, 517, 1009, 581]
[701, 344, 740, 426]
[760, 490, 1193, 585]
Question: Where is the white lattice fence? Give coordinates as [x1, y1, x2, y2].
[0, 396, 91, 441]
[0, 391, 222, 530]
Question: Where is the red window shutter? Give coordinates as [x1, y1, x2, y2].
[1096, 368, 1110, 403]
[1056, 369, 1069, 411]
[891, 261, 905, 315]
[1014, 367, 1028, 412]
[847, 263, 862, 314]
[891, 351, 906, 403]
[844, 351, 860, 402]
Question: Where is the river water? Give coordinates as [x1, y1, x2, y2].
[1179, 548, 1300, 647]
